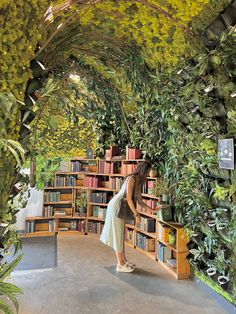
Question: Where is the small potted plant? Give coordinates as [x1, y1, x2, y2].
[75, 192, 87, 217]
[151, 178, 170, 203]
[149, 165, 158, 178]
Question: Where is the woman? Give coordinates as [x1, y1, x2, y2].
[100, 161, 161, 273]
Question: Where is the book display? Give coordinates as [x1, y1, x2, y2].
[24, 146, 190, 279]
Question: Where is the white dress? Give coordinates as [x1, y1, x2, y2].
[100, 177, 131, 252]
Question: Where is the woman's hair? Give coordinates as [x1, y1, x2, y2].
[127, 160, 152, 189]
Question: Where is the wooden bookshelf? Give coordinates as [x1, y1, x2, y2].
[25, 155, 190, 280]
[87, 216, 105, 222]
[22, 231, 56, 238]
[136, 227, 156, 239]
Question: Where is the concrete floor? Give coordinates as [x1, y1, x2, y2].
[10, 235, 227, 314]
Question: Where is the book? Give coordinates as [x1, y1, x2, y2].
[166, 259, 177, 269]
[60, 161, 69, 172]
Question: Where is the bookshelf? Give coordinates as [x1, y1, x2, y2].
[24, 147, 190, 280]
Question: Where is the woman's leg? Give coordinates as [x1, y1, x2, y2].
[122, 240, 127, 264]
[116, 251, 125, 266]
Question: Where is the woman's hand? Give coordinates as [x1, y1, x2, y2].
[151, 205, 163, 213]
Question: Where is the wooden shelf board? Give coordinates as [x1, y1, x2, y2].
[136, 228, 156, 239]
[157, 259, 178, 278]
[21, 231, 56, 238]
[44, 186, 75, 190]
[138, 211, 157, 219]
[125, 223, 135, 229]
[157, 239, 177, 252]
[86, 173, 124, 177]
[157, 220, 183, 229]
[89, 202, 108, 206]
[87, 187, 117, 192]
[54, 216, 86, 219]
[141, 193, 160, 200]
[55, 172, 97, 175]
[70, 158, 98, 161]
[43, 201, 72, 204]
[123, 159, 145, 162]
[87, 216, 105, 222]
[57, 231, 85, 235]
[135, 246, 156, 260]
[26, 216, 54, 220]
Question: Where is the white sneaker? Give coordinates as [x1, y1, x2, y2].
[116, 264, 134, 273]
[125, 261, 136, 269]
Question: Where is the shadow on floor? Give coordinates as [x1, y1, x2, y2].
[105, 266, 208, 309]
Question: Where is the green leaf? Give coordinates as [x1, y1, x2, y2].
[0, 255, 23, 281]
[0, 300, 15, 314]
[7, 146, 22, 168]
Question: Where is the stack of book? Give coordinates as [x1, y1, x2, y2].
[157, 242, 172, 262]
[137, 217, 155, 233]
[136, 233, 155, 252]
[60, 161, 70, 172]
[55, 175, 65, 187]
[70, 161, 82, 172]
[166, 259, 177, 269]
[142, 180, 155, 194]
[44, 192, 61, 202]
[92, 206, 107, 219]
[44, 205, 54, 217]
[54, 210, 66, 216]
[110, 177, 124, 190]
[78, 220, 86, 232]
[126, 218, 135, 225]
[99, 160, 119, 174]
[90, 192, 111, 204]
[126, 147, 143, 159]
[105, 146, 120, 160]
[65, 176, 76, 186]
[87, 221, 104, 234]
[86, 176, 102, 188]
[121, 163, 138, 176]
[26, 221, 35, 233]
[157, 223, 171, 242]
[48, 220, 55, 232]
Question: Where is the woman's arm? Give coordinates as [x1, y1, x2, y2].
[136, 186, 161, 213]
[126, 176, 140, 218]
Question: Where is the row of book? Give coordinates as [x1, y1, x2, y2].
[142, 180, 155, 194]
[157, 223, 172, 242]
[26, 220, 55, 233]
[137, 217, 155, 233]
[110, 177, 124, 190]
[44, 206, 54, 217]
[157, 242, 173, 263]
[44, 192, 61, 202]
[60, 160, 97, 173]
[125, 228, 134, 244]
[92, 206, 107, 219]
[126, 147, 143, 160]
[98, 160, 119, 174]
[90, 192, 111, 204]
[85, 176, 102, 188]
[137, 202, 157, 215]
[87, 221, 104, 234]
[121, 163, 138, 176]
[55, 175, 76, 187]
[136, 233, 155, 252]
[64, 220, 85, 232]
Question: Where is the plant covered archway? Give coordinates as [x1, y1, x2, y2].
[0, 0, 236, 312]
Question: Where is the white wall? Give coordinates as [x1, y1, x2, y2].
[14, 189, 43, 231]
